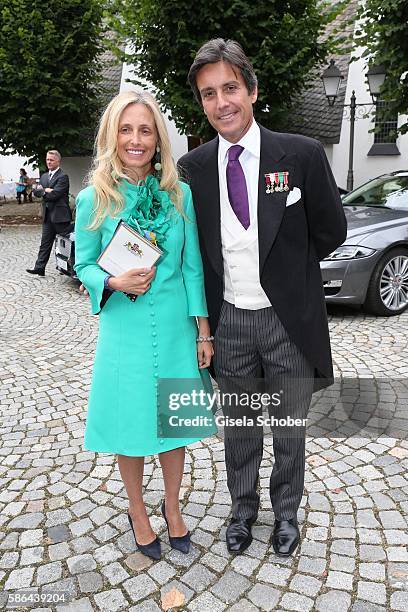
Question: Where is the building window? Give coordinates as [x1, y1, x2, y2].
[374, 100, 398, 143]
[368, 100, 400, 156]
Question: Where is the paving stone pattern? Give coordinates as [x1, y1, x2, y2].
[1, 226, 408, 611]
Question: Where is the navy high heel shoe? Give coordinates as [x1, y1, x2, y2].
[127, 512, 161, 560]
[161, 501, 191, 554]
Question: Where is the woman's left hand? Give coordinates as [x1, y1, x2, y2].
[197, 340, 214, 369]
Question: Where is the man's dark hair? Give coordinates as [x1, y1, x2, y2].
[188, 38, 258, 104]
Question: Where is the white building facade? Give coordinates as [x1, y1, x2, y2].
[326, 49, 408, 189]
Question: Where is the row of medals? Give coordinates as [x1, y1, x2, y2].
[266, 183, 290, 193]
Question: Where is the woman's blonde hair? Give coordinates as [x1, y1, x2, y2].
[88, 89, 183, 229]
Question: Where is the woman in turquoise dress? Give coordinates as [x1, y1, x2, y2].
[74, 90, 216, 560]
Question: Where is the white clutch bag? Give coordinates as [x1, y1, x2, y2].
[97, 220, 162, 277]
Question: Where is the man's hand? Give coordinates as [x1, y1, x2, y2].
[33, 184, 44, 197]
[44, 188, 53, 193]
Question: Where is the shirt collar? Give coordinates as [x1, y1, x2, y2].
[218, 120, 260, 163]
[49, 168, 59, 177]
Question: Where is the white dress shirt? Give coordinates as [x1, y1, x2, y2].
[218, 121, 271, 310]
[49, 168, 60, 181]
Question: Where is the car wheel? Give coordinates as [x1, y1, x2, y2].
[364, 248, 408, 316]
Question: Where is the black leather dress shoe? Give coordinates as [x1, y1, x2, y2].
[226, 516, 256, 554]
[26, 268, 45, 276]
[272, 518, 300, 557]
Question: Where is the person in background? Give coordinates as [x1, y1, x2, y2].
[16, 168, 28, 204]
[26, 150, 71, 276]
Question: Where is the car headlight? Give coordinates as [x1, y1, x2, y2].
[324, 245, 376, 261]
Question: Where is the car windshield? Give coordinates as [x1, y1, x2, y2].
[342, 174, 408, 209]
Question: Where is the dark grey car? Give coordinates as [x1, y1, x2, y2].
[320, 170, 408, 316]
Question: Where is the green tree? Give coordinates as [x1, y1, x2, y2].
[107, 0, 349, 141]
[356, 0, 408, 134]
[0, 0, 106, 167]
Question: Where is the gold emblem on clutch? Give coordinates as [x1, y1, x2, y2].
[124, 241, 143, 257]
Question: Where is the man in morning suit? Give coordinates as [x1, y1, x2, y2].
[178, 39, 347, 557]
[27, 149, 72, 276]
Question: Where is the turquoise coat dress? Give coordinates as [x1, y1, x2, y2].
[74, 178, 216, 456]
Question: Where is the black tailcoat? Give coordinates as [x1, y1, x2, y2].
[179, 126, 347, 388]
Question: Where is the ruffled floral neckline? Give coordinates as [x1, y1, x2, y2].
[121, 174, 172, 246]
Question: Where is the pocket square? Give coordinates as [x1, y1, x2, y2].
[286, 187, 302, 207]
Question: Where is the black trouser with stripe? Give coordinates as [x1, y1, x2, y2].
[214, 301, 314, 521]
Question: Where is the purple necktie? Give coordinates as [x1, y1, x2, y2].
[226, 145, 250, 229]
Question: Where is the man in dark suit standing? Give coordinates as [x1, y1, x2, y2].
[27, 149, 72, 276]
[179, 39, 347, 557]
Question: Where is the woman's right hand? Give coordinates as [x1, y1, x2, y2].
[108, 267, 156, 295]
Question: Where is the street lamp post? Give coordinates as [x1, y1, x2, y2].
[321, 60, 386, 191]
[347, 91, 356, 191]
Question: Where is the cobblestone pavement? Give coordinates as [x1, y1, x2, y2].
[1, 226, 408, 612]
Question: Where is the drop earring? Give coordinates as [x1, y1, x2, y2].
[154, 144, 162, 179]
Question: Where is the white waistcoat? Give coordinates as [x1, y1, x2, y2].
[221, 192, 272, 310]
